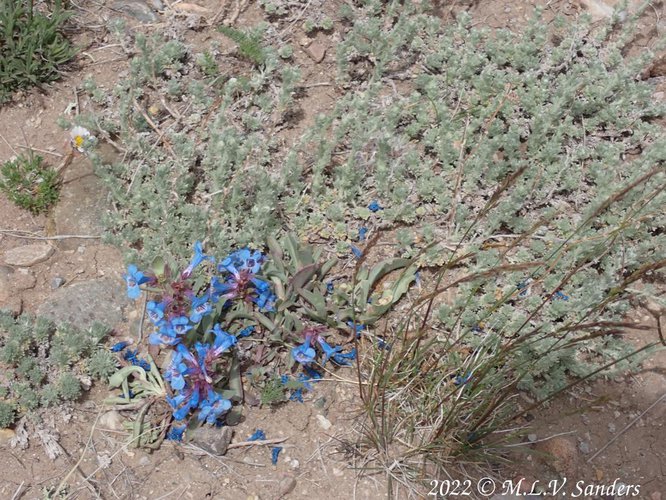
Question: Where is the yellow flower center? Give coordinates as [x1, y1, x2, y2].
[74, 135, 84, 148]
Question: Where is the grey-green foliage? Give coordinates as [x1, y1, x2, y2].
[0, 312, 115, 427]
[88, 32, 300, 263]
[88, 1, 664, 397]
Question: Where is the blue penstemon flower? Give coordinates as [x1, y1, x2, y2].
[291, 326, 356, 368]
[248, 429, 266, 441]
[211, 248, 275, 311]
[110, 341, 129, 352]
[190, 295, 212, 323]
[147, 301, 166, 326]
[163, 326, 237, 423]
[368, 200, 383, 212]
[123, 264, 154, 300]
[317, 337, 356, 366]
[182, 240, 214, 279]
[166, 421, 187, 441]
[291, 327, 318, 364]
[171, 316, 194, 336]
[198, 389, 232, 424]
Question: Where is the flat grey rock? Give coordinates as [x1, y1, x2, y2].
[113, 0, 159, 23]
[190, 426, 233, 456]
[37, 278, 129, 330]
[54, 150, 113, 251]
[3, 243, 54, 267]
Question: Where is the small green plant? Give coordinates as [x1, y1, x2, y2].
[218, 25, 268, 66]
[0, 312, 114, 428]
[0, 401, 16, 428]
[259, 375, 288, 405]
[0, 0, 77, 102]
[0, 152, 60, 214]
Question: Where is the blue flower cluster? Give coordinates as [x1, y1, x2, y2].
[136, 247, 275, 349]
[291, 327, 357, 367]
[123, 243, 277, 438]
[110, 342, 151, 371]
[164, 327, 237, 425]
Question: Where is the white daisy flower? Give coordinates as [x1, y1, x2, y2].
[69, 126, 94, 153]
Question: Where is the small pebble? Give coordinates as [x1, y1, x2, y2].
[51, 277, 66, 289]
[608, 423, 616, 433]
[316, 414, 332, 431]
[578, 441, 591, 454]
[278, 477, 297, 497]
[527, 434, 537, 442]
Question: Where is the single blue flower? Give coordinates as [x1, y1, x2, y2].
[377, 338, 392, 351]
[317, 338, 343, 366]
[110, 341, 129, 352]
[326, 281, 334, 294]
[351, 245, 363, 259]
[123, 264, 151, 300]
[271, 446, 283, 465]
[190, 295, 212, 323]
[553, 290, 569, 301]
[368, 200, 383, 212]
[346, 321, 365, 338]
[290, 388, 304, 402]
[210, 324, 238, 355]
[303, 365, 322, 380]
[182, 241, 214, 278]
[169, 391, 199, 421]
[209, 276, 235, 304]
[296, 372, 316, 391]
[147, 301, 166, 326]
[317, 338, 356, 366]
[171, 316, 193, 336]
[453, 372, 473, 386]
[332, 347, 357, 366]
[248, 429, 266, 441]
[471, 325, 484, 334]
[166, 421, 187, 441]
[237, 325, 255, 338]
[251, 278, 276, 311]
[292, 337, 316, 364]
[123, 349, 138, 362]
[218, 248, 265, 276]
[149, 323, 181, 347]
[165, 344, 194, 391]
[358, 227, 368, 242]
[197, 389, 232, 424]
[122, 349, 151, 371]
[517, 279, 532, 298]
[119, 389, 135, 399]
